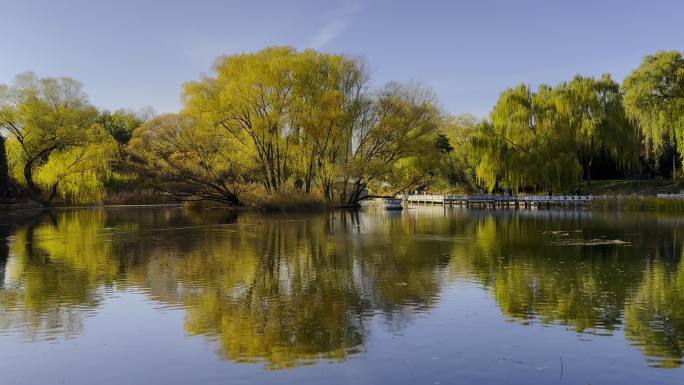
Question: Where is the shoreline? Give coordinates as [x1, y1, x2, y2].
[0, 201, 361, 214]
[3, 194, 684, 214]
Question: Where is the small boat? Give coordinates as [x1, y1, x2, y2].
[383, 198, 403, 210]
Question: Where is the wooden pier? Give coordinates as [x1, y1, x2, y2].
[398, 194, 593, 208]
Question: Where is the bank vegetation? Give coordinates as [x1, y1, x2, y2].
[1, 48, 683, 209]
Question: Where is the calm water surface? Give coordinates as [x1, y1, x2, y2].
[1, 206, 683, 385]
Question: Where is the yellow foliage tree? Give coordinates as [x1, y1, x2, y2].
[0, 72, 117, 205]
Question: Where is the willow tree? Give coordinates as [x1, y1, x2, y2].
[0, 134, 9, 199]
[290, 50, 369, 197]
[623, 50, 684, 180]
[183, 47, 368, 196]
[127, 114, 244, 205]
[555, 74, 639, 184]
[473, 77, 638, 192]
[179, 47, 439, 205]
[0, 73, 117, 205]
[473, 84, 581, 193]
[339, 82, 440, 204]
[183, 47, 300, 193]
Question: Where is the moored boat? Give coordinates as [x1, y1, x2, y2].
[383, 198, 403, 210]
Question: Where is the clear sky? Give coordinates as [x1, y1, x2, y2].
[1, 0, 682, 118]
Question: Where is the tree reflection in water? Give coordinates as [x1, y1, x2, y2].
[0, 207, 683, 368]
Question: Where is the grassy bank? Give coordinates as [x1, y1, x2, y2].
[104, 189, 177, 205]
[590, 195, 684, 211]
[242, 189, 328, 212]
[179, 188, 331, 212]
[582, 179, 683, 196]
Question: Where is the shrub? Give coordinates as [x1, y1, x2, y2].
[241, 187, 327, 212]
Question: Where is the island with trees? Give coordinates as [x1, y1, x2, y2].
[1, 48, 683, 210]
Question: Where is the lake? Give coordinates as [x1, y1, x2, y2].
[0, 206, 683, 385]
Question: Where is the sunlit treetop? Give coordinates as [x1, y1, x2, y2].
[623, 50, 684, 162]
[0, 72, 117, 205]
[472, 75, 638, 193]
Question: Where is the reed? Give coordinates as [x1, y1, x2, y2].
[104, 189, 176, 205]
[240, 188, 328, 212]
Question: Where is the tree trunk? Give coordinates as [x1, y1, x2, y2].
[674, 154, 677, 183]
[586, 159, 592, 186]
[305, 160, 314, 193]
[345, 180, 365, 207]
[23, 160, 50, 206]
[0, 136, 9, 200]
[224, 193, 241, 206]
[48, 183, 59, 203]
[339, 179, 348, 204]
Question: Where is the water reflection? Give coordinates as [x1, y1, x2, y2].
[449, 210, 684, 368]
[0, 207, 683, 369]
[0, 208, 451, 369]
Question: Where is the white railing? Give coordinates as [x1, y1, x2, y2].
[520, 195, 592, 202]
[399, 194, 593, 204]
[402, 194, 445, 202]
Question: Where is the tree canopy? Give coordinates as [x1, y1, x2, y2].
[127, 113, 244, 205]
[623, 50, 684, 174]
[178, 47, 440, 205]
[0, 135, 10, 199]
[472, 75, 638, 193]
[96, 108, 149, 145]
[0, 73, 118, 205]
[1, 48, 683, 206]
[436, 114, 480, 193]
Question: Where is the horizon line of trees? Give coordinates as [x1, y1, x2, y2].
[471, 50, 684, 193]
[1, 47, 683, 206]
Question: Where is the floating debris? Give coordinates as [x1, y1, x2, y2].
[551, 239, 631, 246]
[542, 230, 583, 236]
[583, 239, 631, 246]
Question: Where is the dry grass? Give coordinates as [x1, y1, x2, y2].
[104, 189, 178, 205]
[591, 195, 684, 211]
[241, 187, 328, 211]
[582, 179, 683, 195]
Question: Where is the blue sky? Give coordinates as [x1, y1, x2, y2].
[1, 0, 682, 117]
